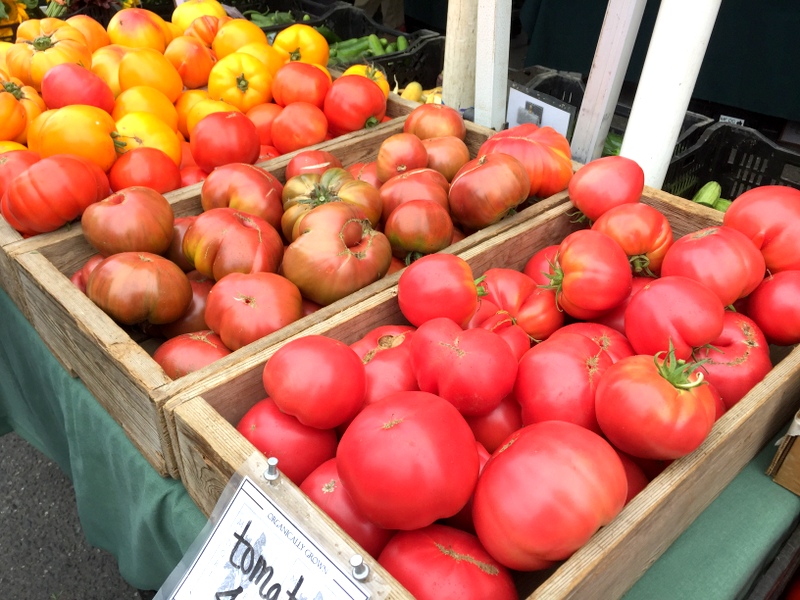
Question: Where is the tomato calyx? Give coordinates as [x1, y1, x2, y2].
[31, 34, 58, 52]
[474, 274, 488, 297]
[1, 81, 23, 100]
[630, 253, 656, 277]
[567, 208, 590, 224]
[110, 132, 134, 152]
[654, 340, 708, 389]
[364, 116, 380, 129]
[288, 47, 303, 61]
[236, 73, 250, 94]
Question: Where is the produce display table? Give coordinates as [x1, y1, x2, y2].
[1, 283, 799, 595]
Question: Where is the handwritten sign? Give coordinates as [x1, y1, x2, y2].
[165, 476, 370, 600]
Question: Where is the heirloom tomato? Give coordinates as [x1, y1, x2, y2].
[86, 252, 192, 326]
[183, 14, 229, 48]
[69, 253, 104, 295]
[159, 272, 215, 338]
[4, 80, 46, 145]
[421, 135, 471, 181]
[378, 524, 517, 600]
[568, 155, 644, 222]
[403, 103, 467, 140]
[108, 147, 182, 193]
[744, 270, 800, 346]
[246, 101, 283, 146]
[81, 186, 174, 256]
[117, 47, 183, 103]
[595, 346, 718, 460]
[269, 101, 328, 155]
[0, 81, 31, 142]
[384, 199, 454, 260]
[323, 74, 387, 137]
[661, 225, 766, 305]
[342, 63, 390, 98]
[190, 110, 261, 172]
[114, 111, 182, 166]
[472, 309, 531, 361]
[722, 185, 800, 273]
[236, 41, 289, 78]
[171, 0, 228, 33]
[272, 23, 329, 65]
[285, 150, 342, 179]
[185, 97, 239, 139]
[40, 62, 115, 115]
[211, 18, 267, 59]
[106, 8, 168, 52]
[300, 459, 396, 559]
[200, 163, 283, 230]
[113, 86, 179, 131]
[271, 60, 330, 108]
[0, 149, 39, 199]
[522, 244, 559, 285]
[378, 167, 449, 224]
[548, 322, 635, 364]
[473, 420, 627, 571]
[152, 330, 232, 379]
[477, 123, 572, 198]
[263, 335, 366, 430]
[336, 390, 480, 530]
[591, 202, 673, 276]
[376, 132, 428, 182]
[164, 35, 216, 90]
[594, 276, 651, 334]
[207, 51, 273, 112]
[65, 14, 110, 53]
[347, 161, 382, 189]
[463, 393, 523, 454]
[624, 275, 725, 360]
[204, 271, 304, 350]
[236, 397, 337, 485]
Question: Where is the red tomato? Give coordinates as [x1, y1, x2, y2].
[152, 330, 231, 378]
[594, 276, 651, 334]
[448, 153, 531, 230]
[591, 202, 674, 276]
[384, 199, 454, 260]
[258, 144, 281, 162]
[436, 441, 490, 533]
[0, 149, 40, 199]
[69, 253, 104, 294]
[180, 165, 208, 187]
[199, 163, 284, 231]
[300, 458, 396, 559]
[403, 103, 467, 140]
[410, 317, 518, 417]
[379, 167, 450, 224]
[473, 420, 628, 570]
[164, 216, 198, 272]
[246, 102, 283, 146]
[81, 186, 174, 256]
[547, 229, 633, 320]
[624, 275, 726, 360]
[182, 207, 284, 280]
[40, 62, 115, 114]
[323, 74, 387, 137]
[514, 331, 614, 433]
[347, 160, 382, 189]
[522, 244, 559, 285]
[263, 335, 366, 430]
[237, 397, 338, 485]
[691, 311, 772, 409]
[744, 270, 800, 346]
[421, 135, 471, 182]
[269, 101, 328, 155]
[159, 271, 215, 338]
[397, 253, 482, 327]
[548, 321, 635, 363]
[190, 111, 261, 172]
[615, 450, 651, 504]
[472, 310, 531, 361]
[376, 132, 428, 183]
[107, 147, 182, 193]
[336, 390, 480, 530]
[660, 225, 766, 305]
[285, 149, 342, 179]
[568, 155, 645, 221]
[722, 185, 800, 273]
[378, 524, 517, 600]
[86, 252, 193, 325]
[463, 393, 523, 454]
[271, 61, 331, 109]
[204, 271, 304, 350]
[595, 348, 718, 460]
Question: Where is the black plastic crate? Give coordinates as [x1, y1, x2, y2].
[607, 105, 714, 159]
[663, 122, 800, 201]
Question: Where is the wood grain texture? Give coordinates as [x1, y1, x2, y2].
[0, 216, 28, 320]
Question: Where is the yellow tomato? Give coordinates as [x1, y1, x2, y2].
[118, 47, 184, 103]
[0, 140, 27, 152]
[171, 0, 228, 33]
[65, 14, 111, 53]
[185, 97, 239, 138]
[342, 64, 390, 99]
[236, 41, 289, 78]
[175, 88, 208, 139]
[0, 41, 15, 72]
[112, 85, 179, 132]
[106, 8, 168, 53]
[91, 44, 129, 98]
[211, 18, 268, 60]
[207, 51, 272, 113]
[272, 23, 329, 66]
[115, 111, 182, 165]
[164, 35, 215, 89]
[27, 105, 118, 171]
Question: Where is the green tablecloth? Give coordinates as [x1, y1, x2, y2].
[0, 285, 798, 595]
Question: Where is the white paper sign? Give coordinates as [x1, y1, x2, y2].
[166, 476, 370, 600]
[506, 86, 576, 139]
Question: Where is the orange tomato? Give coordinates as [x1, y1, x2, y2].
[236, 41, 289, 78]
[207, 51, 272, 112]
[185, 98, 239, 138]
[118, 47, 184, 103]
[164, 35, 216, 89]
[272, 23, 329, 66]
[65, 15, 111, 53]
[6, 80, 46, 144]
[175, 88, 209, 139]
[211, 18, 268, 60]
[6, 18, 92, 91]
[342, 64, 391, 99]
[183, 14, 230, 48]
[171, 0, 228, 33]
[115, 111, 182, 165]
[147, 10, 178, 45]
[91, 44, 129, 98]
[112, 85, 179, 131]
[27, 105, 118, 171]
[107, 8, 168, 52]
[0, 88, 27, 141]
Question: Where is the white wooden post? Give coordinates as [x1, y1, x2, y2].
[619, 0, 722, 188]
[441, 0, 478, 111]
[570, 0, 648, 164]
[472, 0, 512, 129]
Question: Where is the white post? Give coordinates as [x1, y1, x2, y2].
[570, 0, 647, 164]
[472, 0, 512, 129]
[619, 0, 722, 188]
[441, 0, 478, 111]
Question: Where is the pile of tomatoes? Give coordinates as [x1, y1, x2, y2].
[229, 157, 800, 599]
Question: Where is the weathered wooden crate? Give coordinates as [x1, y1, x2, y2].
[5, 108, 577, 479]
[168, 186, 800, 599]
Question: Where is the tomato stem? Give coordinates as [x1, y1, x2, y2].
[654, 339, 708, 389]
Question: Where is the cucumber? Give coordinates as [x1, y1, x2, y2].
[713, 198, 732, 212]
[396, 35, 408, 51]
[367, 34, 385, 56]
[692, 181, 722, 207]
[334, 38, 372, 61]
[385, 42, 397, 53]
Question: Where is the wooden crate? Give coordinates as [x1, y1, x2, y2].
[5, 111, 579, 479]
[169, 186, 800, 599]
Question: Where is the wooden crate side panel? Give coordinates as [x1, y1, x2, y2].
[522, 345, 800, 599]
[0, 218, 27, 318]
[172, 397, 413, 599]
